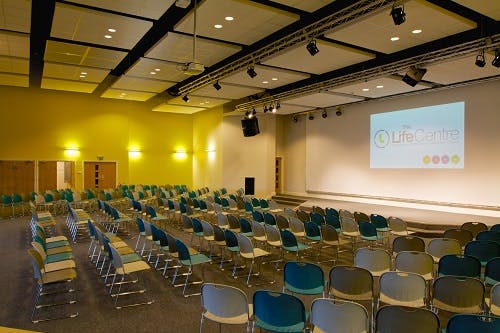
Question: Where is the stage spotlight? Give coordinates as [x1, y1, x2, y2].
[252, 109, 257, 117]
[263, 105, 268, 113]
[390, 4, 406, 25]
[271, 103, 277, 113]
[213, 81, 222, 90]
[276, 101, 281, 109]
[306, 40, 319, 56]
[245, 110, 251, 118]
[335, 110, 342, 117]
[402, 66, 427, 87]
[475, 50, 486, 68]
[308, 113, 314, 120]
[292, 115, 298, 123]
[493, 49, 500, 68]
[182, 94, 190, 102]
[322, 110, 327, 118]
[247, 66, 257, 78]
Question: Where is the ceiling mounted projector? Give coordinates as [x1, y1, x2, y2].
[175, 0, 191, 8]
[182, 62, 205, 75]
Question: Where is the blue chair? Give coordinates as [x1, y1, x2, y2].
[464, 240, 500, 266]
[244, 201, 254, 215]
[304, 221, 322, 244]
[264, 212, 276, 226]
[223, 229, 241, 275]
[172, 239, 211, 297]
[370, 214, 389, 231]
[259, 199, 270, 211]
[251, 197, 260, 209]
[239, 218, 253, 237]
[252, 210, 264, 223]
[253, 290, 306, 333]
[325, 214, 341, 232]
[437, 254, 481, 278]
[485, 257, 500, 286]
[491, 224, 500, 232]
[190, 217, 205, 249]
[446, 314, 500, 333]
[325, 207, 339, 218]
[134, 217, 147, 251]
[280, 229, 310, 261]
[476, 230, 500, 244]
[310, 212, 324, 226]
[283, 261, 325, 297]
[359, 221, 385, 248]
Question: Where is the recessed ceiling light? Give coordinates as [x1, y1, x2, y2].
[262, 81, 269, 84]
[271, 77, 278, 81]
[150, 71, 156, 75]
[104, 35, 112, 39]
[225, 16, 234, 21]
[362, 88, 370, 91]
[79, 75, 86, 78]
[154, 68, 160, 72]
[390, 36, 400, 41]
[214, 24, 223, 29]
[376, 85, 384, 88]
[412, 29, 422, 34]
[81, 72, 87, 75]
[108, 28, 116, 33]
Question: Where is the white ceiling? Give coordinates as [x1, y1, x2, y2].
[270, 0, 335, 13]
[0, 72, 28, 87]
[273, 103, 313, 115]
[66, 0, 176, 20]
[152, 103, 206, 114]
[452, 0, 500, 20]
[0, 55, 28, 74]
[0, 0, 31, 33]
[126, 57, 192, 82]
[0, 31, 29, 58]
[101, 88, 156, 101]
[283, 91, 364, 108]
[330, 76, 428, 98]
[111, 76, 176, 93]
[174, 0, 299, 45]
[43, 62, 110, 83]
[192, 82, 264, 100]
[222, 64, 310, 89]
[41, 77, 99, 93]
[168, 94, 231, 108]
[326, 0, 476, 54]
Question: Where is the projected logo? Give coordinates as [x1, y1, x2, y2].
[374, 130, 390, 148]
[422, 154, 461, 165]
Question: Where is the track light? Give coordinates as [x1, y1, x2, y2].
[263, 105, 268, 113]
[276, 102, 280, 110]
[322, 110, 327, 118]
[308, 114, 314, 120]
[271, 104, 277, 113]
[182, 95, 190, 102]
[493, 49, 500, 68]
[246, 108, 256, 119]
[213, 81, 222, 90]
[390, 4, 406, 25]
[252, 109, 257, 117]
[402, 66, 427, 87]
[475, 50, 486, 68]
[247, 66, 257, 78]
[336, 110, 342, 117]
[293, 115, 298, 123]
[306, 40, 319, 56]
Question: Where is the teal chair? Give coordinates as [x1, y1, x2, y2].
[253, 290, 306, 333]
[1, 194, 13, 218]
[476, 230, 500, 244]
[437, 254, 481, 278]
[310, 212, 324, 226]
[280, 229, 310, 261]
[464, 240, 500, 266]
[485, 257, 500, 286]
[359, 221, 385, 248]
[283, 261, 325, 297]
[446, 314, 500, 333]
[172, 239, 211, 297]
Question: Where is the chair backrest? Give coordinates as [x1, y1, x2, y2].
[310, 298, 368, 333]
[461, 222, 488, 238]
[358, 221, 378, 238]
[491, 282, 500, 316]
[175, 240, 192, 265]
[239, 218, 253, 234]
[236, 233, 255, 256]
[253, 290, 306, 332]
[283, 207, 297, 217]
[379, 271, 427, 308]
[200, 220, 214, 238]
[275, 215, 289, 230]
[259, 199, 269, 209]
[166, 234, 178, 254]
[328, 265, 373, 301]
[244, 201, 253, 213]
[340, 216, 359, 234]
[464, 240, 500, 265]
[27, 249, 43, 280]
[263, 212, 276, 226]
[432, 276, 484, 314]
[251, 220, 266, 239]
[264, 224, 281, 245]
[376, 305, 440, 333]
[395, 251, 434, 280]
[370, 214, 388, 229]
[312, 206, 325, 216]
[310, 212, 325, 225]
[289, 217, 305, 236]
[252, 210, 264, 223]
[201, 283, 250, 325]
[304, 221, 321, 239]
[476, 230, 500, 244]
[192, 218, 203, 233]
[283, 261, 325, 296]
[446, 314, 500, 333]
[224, 229, 238, 248]
[354, 211, 370, 224]
[491, 224, 500, 232]
[136, 217, 146, 233]
[296, 209, 309, 222]
[321, 224, 340, 244]
[325, 207, 339, 218]
[354, 248, 391, 277]
[427, 238, 462, 262]
[387, 217, 408, 235]
[227, 214, 240, 230]
[325, 214, 341, 230]
[444, 228, 474, 248]
[339, 209, 354, 220]
[212, 225, 226, 243]
[485, 257, 500, 286]
[217, 212, 228, 228]
[392, 236, 425, 254]
[438, 254, 481, 278]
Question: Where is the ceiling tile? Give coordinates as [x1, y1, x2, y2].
[51, 3, 153, 50]
[0, 72, 28, 87]
[262, 39, 374, 75]
[174, 0, 299, 45]
[0, 55, 28, 74]
[192, 82, 264, 99]
[111, 75, 175, 93]
[41, 78, 98, 93]
[0, 0, 31, 33]
[0, 31, 29, 58]
[43, 62, 110, 83]
[44, 40, 127, 69]
[101, 88, 156, 101]
[272, 103, 312, 114]
[168, 95, 231, 108]
[452, 0, 500, 20]
[126, 57, 191, 82]
[330, 76, 428, 98]
[270, 0, 334, 13]
[152, 103, 206, 114]
[283, 91, 363, 108]
[65, 0, 176, 20]
[326, 0, 476, 54]
[222, 64, 309, 88]
[146, 32, 241, 67]
[424, 53, 500, 85]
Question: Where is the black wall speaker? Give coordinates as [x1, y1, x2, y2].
[241, 117, 260, 137]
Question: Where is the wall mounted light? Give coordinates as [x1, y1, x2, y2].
[64, 147, 80, 158]
[128, 149, 141, 159]
[174, 150, 188, 160]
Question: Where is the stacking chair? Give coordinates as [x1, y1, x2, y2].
[296, 209, 310, 223]
[392, 235, 425, 254]
[464, 240, 500, 266]
[461, 222, 488, 239]
[252, 290, 306, 333]
[27, 249, 78, 323]
[437, 254, 481, 278]
[310, 298, 369, 333]
[280, 229, 310, 261]
[172, 239, 211, 297]
[395, 251, 435, 282]
[134, 217, 147, 252]
[431, 276, 484, 315]
[190, 218, 205, 250]
[236, 233, 273, 286]
[476, 230, 500, 244]
[354, 211, 370, 224]
[354, 247, 391, 278]
[387, 217, 411, 236]
[226, 214, 241, 232]
[200, 283, 252, 333]
[263, 212, 276, 226]
[283, 261, 325, 298]
[491, 224, 500, 232]
[264, 224, 283, 262]
[359, 221, 386, 248]
[325, 214, 341, 232]
[275, 214, 289, 230]
[446, 314, 500, 333]
[375, 305, 439, 333]
[251, 220, 267, 247]
[325, 207, 339, 218]
[340, 216, 360, 250]
[427, 238, 462, 263]
[490, 282, 500, 316]
[283, 207, 297, 218]
[310, 212, 325, 226]
[289, 216, 306, 238]
[378, 271, 427, 308]
[252, 210, 264, 224]
[239, 217, 253, 237]
[484, 257, 500, 286]
[320, 224, 349, 263]
[222, 229, 241, 275]
[444, 228, 473, 248]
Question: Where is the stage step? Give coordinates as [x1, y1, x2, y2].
[272, 195, 307, 207]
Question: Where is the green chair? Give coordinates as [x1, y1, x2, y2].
[172, 239, 211, 297]
[253, 290, 306, 333]
[446, 314, 499, 333]
[283, 261, 325, 297]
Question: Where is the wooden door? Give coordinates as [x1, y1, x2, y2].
[84, 162, 117, 190]
[275, 157, 282, 194]
[0, 160, 35, 194]
[38, 161, 57, 193]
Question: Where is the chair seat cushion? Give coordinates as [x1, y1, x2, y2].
[45, 252, 74, 263]
[41, 268, 77, 284]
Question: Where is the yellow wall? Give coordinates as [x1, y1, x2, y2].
[0, 86, 193, 190]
